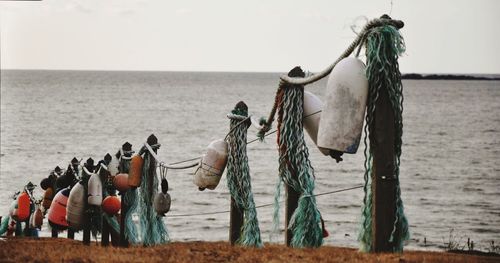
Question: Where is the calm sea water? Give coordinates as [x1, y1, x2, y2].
[1, 70, 499, 251]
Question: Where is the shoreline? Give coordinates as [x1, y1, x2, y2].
[0, 237, 498, 262]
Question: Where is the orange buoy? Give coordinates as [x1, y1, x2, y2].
[48, 188, 70, 229]
[43, 187, 54, 210]
[102, 196, 121, 215]
[113, 173, 130, 192]
[17, 191, 31, 221]
[128, 155, 143, 188]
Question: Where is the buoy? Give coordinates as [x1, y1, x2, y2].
[42, 187, 54, 210]
[113, 173, 130, 192]
[102, 196, 121, 215]
[40, 177, 51, 190]
[303, 91, 330, 155]
[48, 188, 70, 229]
[108, 157, 119, 176]
[317, 57, 368, 154]
[193, 139, 228, 190]
[17, 191, 31, 221]
[66, 183, 85, 230]
[88, 173, 103, 205]
[154, 192, 171, 216]
[34, 207, 43, 229]
[128, 155, 143, 188]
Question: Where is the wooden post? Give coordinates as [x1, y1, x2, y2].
[51, 228, 58, 238]
[67, 229, 75, 239]
[285, 185, 300, 246]
[284, 67, 304, 247]
[119, 198, 129, 247]
[119, 142, 132, 247]
[372, 86, 398, 252]
[23, 217, 31, 237]
[83, 158, 94, 246]
[229, 197, 244, 245]
[83, 216, 91, 245]
[101, 219, 110, 246]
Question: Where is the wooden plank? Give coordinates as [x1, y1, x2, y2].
[229, 197, 243, 245]
[372, 87, 397, 252]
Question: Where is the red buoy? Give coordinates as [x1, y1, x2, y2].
[17, 192, 30, 221]
[113, 173, 130, 192]
[102, 196, 121, 215]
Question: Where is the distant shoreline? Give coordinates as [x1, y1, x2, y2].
[402, 73, 500, 81]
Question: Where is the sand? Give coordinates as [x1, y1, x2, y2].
[0, 237, 497, 263]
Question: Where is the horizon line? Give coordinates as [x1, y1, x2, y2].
[1, 68, 499, 76]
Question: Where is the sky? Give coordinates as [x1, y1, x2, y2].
[0, 0, 499, 74]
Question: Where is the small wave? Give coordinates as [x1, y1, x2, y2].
[482, 129, 498, 133]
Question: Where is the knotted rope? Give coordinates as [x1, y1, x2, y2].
[226, 102, 263, 247]
[271, 67, 323, 248]
[119, 151, 140, 244]
[358, 24, 409, 253]
[135, 142, 169, 246]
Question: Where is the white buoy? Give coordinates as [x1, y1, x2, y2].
[303, 91, 330, 155]
[193, 139, 228, 190]
[66, 183, 86, 230]
[154, 192, 171, 216]
[108, 157, 119, 176]
[87, 173, 103, 205]
[317, 57, 368, 154]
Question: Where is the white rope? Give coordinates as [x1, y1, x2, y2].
[279, 17, 403, 85]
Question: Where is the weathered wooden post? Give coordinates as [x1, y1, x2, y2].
[101, 220, 110, 246]
[67, 157, 79, 240]
[284, 68, 304, 247]
[82, 158, 94, 246]
[367, 15, 407, 253]
[228, 103, 245, 245]
[229, 197, 244, 244]
[119, 142, 132, 247]
[372, 78, 397, 252]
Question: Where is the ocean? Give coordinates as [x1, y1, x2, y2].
[1, 70, 499, 251]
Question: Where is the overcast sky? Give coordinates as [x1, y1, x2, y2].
[1, 0, 499, 74]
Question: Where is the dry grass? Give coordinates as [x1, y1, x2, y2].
[0, 237, 498, 263]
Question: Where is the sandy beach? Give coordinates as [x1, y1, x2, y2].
[0, 237, 498, 263]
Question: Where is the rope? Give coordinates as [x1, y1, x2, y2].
[167, 185, 363, 218]
[226, 104, 263, 247]
[258, 17, 403, 138]
[279, 17, 404, 85]
[358, 23, 409, 253]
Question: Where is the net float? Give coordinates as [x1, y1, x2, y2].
[102, 196, 121, 215]
[88, 173, 103, 206]
[128, 155, 144, 188]
[66, 182, 85, 230]
[317, 57, 368, 154]
[193, 139, 228, 190]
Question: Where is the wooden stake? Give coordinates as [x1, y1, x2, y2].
[67, 229, 75, 239]
[83, 214, 91, 245]
[285, 184, 299, 246]
[372, 87, 397, 252]
[229, 197, 243, 245]
[101, 218, 110, 246]
[119, 195, 129, 247]
[283, 67, 304, 247]
[51, 228, 58, 238]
